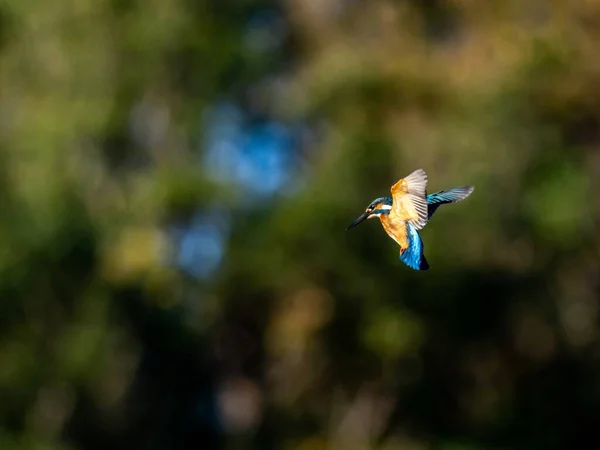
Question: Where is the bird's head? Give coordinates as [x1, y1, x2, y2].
[346, 197, 393, 230]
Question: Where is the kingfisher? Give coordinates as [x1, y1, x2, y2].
[346, 169, 474, 270]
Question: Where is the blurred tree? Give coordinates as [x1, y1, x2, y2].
[0, 1, 600, 450]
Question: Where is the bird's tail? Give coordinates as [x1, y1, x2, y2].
[399, 223, 429, 271]
[427, 186, 474, 220]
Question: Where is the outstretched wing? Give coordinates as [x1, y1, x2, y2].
[427, 185, 474, 219]
[390, 168, 428, 230]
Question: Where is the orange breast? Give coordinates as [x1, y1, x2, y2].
[379, 215, 408, 249]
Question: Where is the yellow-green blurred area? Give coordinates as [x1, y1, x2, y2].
[1, 0, 599, 449]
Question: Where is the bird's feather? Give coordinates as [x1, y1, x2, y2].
[390, 168, 428, 230]
[427, 185, 474, 219]
[399, 223, 429, 270]
[380, 215, 409, 249]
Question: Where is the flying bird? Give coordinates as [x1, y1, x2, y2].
[346, 169, 474, 270]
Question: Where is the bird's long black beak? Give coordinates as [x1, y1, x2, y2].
[346, 212, 369, 230]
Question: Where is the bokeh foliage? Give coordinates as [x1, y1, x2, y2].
[0, 0, 599, 449]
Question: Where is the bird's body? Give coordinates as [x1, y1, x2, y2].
[380, 212, 408, 248]
[347, 169, 474, 270]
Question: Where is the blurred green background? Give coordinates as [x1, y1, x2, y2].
[0, 1, 599, 449]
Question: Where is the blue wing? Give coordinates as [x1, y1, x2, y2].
[399, 223, 429, 271]
[426, 186, 474, 219]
